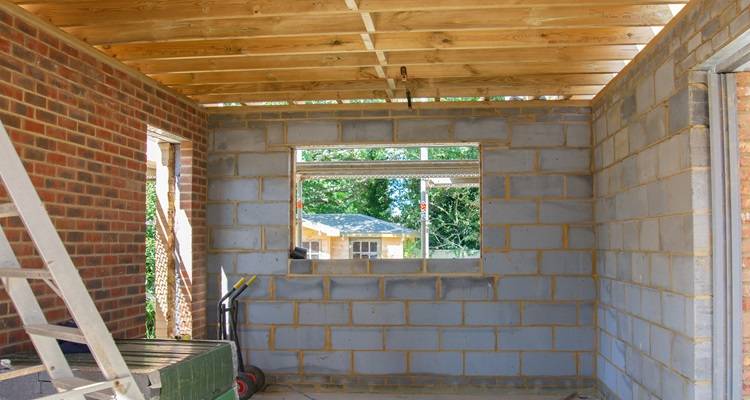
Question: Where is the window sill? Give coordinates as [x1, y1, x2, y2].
[289, 258, 481, 276]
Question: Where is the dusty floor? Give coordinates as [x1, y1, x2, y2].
[254, 388, 601, 400]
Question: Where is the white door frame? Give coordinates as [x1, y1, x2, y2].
[701, 27, 750, 400]
[707, 71, 743, 400]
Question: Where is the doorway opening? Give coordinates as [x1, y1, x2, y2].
[145, 132, 182, 338]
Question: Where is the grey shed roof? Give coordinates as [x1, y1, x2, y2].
[303, 214, 417, 236]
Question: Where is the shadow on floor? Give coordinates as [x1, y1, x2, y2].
[252, 387, 602, 400]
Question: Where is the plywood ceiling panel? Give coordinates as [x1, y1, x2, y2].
[10, 0, 689, 106]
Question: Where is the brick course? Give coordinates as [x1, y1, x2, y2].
[737, 72, 750, 397]
[0, 8, 208, 351]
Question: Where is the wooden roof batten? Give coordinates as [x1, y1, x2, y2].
[9, 0, 690, 107]
[344, 0, 396, 100]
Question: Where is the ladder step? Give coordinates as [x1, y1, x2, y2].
[39, 378, 113, 400]
[0, 268, 52, 280]
[53, 377, 113, 400]
[0, 202, 18, 218]
[25, 324, 86, 344]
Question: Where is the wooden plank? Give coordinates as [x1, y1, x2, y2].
[15, 0, 351, 27]
[25, 324, 86, 344]
[386, 46, 639, 66]
[373, 28, 655, 51]
[127, 45, 639, 74]
[384, 62, 626, 79]
[53, 378, 112, 400]
[345, 0, 394, 99]
[0, 202, 18, 217]
[373, 6, 673, 31]
[150, 61, 625, 86]
[62, 5, 671, 45]
[0, 364, 45, 382]
[384, 62, 626, 78]
[66, 14, 365, 45]
[360, 0, 689, 12]
[102, 34, 366, 61]
[102, 27, 655, 61]
[12, 0, 688, 27]
[204, 99, 591, 113]
[175, 74, 614, 95]
[191, 86, 605, 104]
[0, 267, 52, 279]
[196, 90, 392, 103]
[33, 380, 113, 400]
[127, 52, 378, 74]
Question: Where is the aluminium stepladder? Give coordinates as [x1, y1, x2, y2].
[0, 120, 145, 400]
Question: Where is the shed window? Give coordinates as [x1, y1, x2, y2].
[302, 240, 321, 259]
[351, 240, 379, 259]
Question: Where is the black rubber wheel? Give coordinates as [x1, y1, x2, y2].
[245, 365, 266, 392]
[236, 374, 256, 400]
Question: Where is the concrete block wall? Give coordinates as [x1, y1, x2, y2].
[207, 106, 595, 388]
[589, 0, 750, 398]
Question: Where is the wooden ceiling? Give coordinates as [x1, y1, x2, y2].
[13, 0, 689, 106]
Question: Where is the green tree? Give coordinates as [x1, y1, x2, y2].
[300, 146, 480, 258]
[427, 187, 480, 256]
[393, 147, 480, 257]
[302, 178, 392, 221]
[301, 148, 401, 220]
[144, 181, 156, 338]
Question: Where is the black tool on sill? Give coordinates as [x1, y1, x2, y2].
[218, 275, 266, 399]
[290, 246, 308, 259]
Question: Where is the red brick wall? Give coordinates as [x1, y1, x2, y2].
[737, 72, 750, 396]
[0, 8, 207, 353]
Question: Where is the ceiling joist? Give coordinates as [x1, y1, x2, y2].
[175, 74, 614, 95]
[150, 62, 627, 86]
[17, 0, 688, 27]
[63, 5, 674, 45]
[102, 27, 657, 61]
[9, 0, 688, 106]
[193, 86, 604, 104]
[344, 0, 395, 99]
[126, 46, 641, 75]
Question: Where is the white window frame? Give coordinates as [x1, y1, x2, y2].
[350, 239, 380, 259]
[301, 240, 322, 259]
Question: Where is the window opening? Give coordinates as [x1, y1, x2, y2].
[294, 145, 480, 259]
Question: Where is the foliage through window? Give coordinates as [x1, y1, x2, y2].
[295, 145, 480, 259]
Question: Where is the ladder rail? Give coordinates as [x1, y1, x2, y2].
[0, 229, 84, 400]
[0, 121, 145, 400]
[38, 379, 113, 400]
[54, 377, 114, 400]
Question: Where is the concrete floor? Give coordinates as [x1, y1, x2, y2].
[254, 389, 601, 400]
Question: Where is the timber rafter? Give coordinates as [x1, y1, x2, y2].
[8, 0, 690, 107]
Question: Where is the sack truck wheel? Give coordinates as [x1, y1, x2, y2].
[236, 374, 257, 400]
[244, 365, 266, 392]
